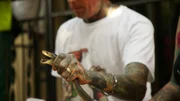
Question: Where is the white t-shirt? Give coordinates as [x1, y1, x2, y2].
[52, 5, 155, 101]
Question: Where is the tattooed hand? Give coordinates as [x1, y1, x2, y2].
[52, 54, 91, 84]
[90, 66, 109, 101]
[90, 66, 106, 74]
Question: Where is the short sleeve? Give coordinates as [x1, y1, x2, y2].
[121, 20, 155, 82]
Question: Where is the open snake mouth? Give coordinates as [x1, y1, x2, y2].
[40, 50, 56, 65]
[40, 58, 49, 62]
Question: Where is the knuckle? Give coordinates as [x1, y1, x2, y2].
[66, 78, 71, 82]
[53, 59, 59, 68]
[57, 67, 66, 75]
[67, 75, 75, 82]
[61, 72, 66, 77]
[57, 68, 62, 75]
[60, 61, 68, 67]
[58, 53, 66, 58]
[53, 55, 64, 67]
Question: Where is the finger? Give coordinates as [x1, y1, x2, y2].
[52, 57, 62, 71]
[52, 53, 66, 71]
[67, 73, 77, 82]
[69, 54, 78, 63]
[60, 54, 72, 67]
[60, 54, 71, 67]
[61, 70, 71, 79]
[67, 55, 78, 74]
[62, 54, 78, 72]
[66, 62, 78, 82]
[57, 54, 72, 74]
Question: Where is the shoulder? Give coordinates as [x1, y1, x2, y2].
[121, 5, 153, 28]
[116, 5, 154, 37]
[122, 5, 151, 22]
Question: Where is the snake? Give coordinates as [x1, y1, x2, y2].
[40, 50, 93, 101]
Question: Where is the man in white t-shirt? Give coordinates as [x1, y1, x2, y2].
[51, 0, 155, 101]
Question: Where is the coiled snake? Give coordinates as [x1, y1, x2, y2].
[40, 50, 93, 101]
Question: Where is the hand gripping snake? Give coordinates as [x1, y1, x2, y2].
[40, 50, 93, 101]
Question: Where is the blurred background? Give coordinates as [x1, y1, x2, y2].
[0, 0, 180, 101]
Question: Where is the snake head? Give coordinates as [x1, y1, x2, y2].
[40, 50, 56, 65]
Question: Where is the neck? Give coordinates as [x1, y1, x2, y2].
[84, 3, 113, 23]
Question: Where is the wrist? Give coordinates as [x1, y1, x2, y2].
[87, 70, 117, 93]
[85, 70, 94, 83]
[110, 75, 118, 94]
[102, 74, 117, 93]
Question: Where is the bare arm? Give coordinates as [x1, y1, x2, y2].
[52, 55, 148, 100]
[149, 15, 180, 101]
[149, 54, 180, 101]
[88, 62, 148, 101]
[149, 82, 180, 101]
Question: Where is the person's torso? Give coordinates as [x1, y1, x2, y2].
[56, 5, 152, 101]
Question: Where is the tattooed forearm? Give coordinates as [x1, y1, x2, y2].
[88, 62, 148, 101]
[88, 71, 115, 92]
[149, 82, 180, 101]
[112, 62, 148, 100]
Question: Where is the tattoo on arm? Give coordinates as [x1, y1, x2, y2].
[149, 82, 180, 101]
[88, 71, 115, 92]
[88, 62, 149, 101]
[112, 62, 148, 100]
[150, 16, 180, 101]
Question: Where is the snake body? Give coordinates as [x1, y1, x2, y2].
[40, 50, 93, 101]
